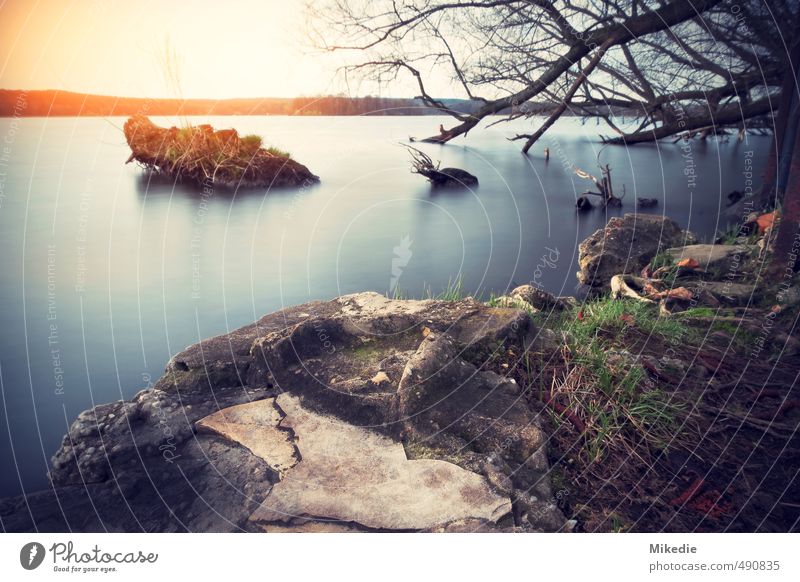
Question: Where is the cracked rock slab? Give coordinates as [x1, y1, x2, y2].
[195, 399, 298, 478]
[227, 394, 513, 531]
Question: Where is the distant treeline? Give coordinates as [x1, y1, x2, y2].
[0, 89, 583, 118]
[0, 90, 499, 117]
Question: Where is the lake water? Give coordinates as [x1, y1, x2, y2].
[0, 115, 770, 497]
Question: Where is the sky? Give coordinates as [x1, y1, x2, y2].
[0, 0, 412, 98]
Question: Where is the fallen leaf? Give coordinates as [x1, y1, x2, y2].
[422, 326, 432, 337]
[677, 257, 700, 269]
[643, 282, 663, 297]
[620, 313, 635, 325]
[665, 287, 694, 301]
[756, 211, 777, 233]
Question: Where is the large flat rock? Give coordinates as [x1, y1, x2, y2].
[230, 394, 513, 530]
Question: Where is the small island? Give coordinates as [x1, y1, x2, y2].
[123, 115, 319, 189]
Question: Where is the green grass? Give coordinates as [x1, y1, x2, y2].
[348, 343, 384, 363]
[610, 513, 630, 533]
[716, 224, 742, 245]
[388, 276, 466, 301]
[529, 296, 688, 462]
[177, 127, 195, 140]
[648, 250, 680, 284]
[264, 146, 291, 158]
[390, 286, 408, 300]
[390, 276, 470, 302]
[559, 296, 687, 345]
[581, 348, 680, 460]
[708, 319, 759, 348]
[649, 251, 674, 271]
[241, 134, 263, 149]
[715, 220, 766, 245]
[485, 292, 501, 308]
[674, 307, 717, 318]
[715, 223, 761, 245]
[429, 277, 465, 301]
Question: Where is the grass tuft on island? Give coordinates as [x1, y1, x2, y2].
[123, 115, 318, 189]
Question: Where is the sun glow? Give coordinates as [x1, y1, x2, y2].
[0, 0, 356, 98]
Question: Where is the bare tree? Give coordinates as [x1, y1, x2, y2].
[309, 0, 796, 149]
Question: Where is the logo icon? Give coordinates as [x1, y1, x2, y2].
[20, 542, 46, 570]
[389, 235, 413, 294]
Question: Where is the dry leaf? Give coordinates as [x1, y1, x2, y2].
[665, 287, 693, 301]
[756, 211, 776, 233]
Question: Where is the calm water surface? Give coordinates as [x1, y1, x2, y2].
[0, 115, 769, 495]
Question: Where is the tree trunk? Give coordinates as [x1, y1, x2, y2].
[769, 126, 800, 277]
[769, 39, 800, 205]
[768, 37, 800, 277]
[604, 98, 773, 145]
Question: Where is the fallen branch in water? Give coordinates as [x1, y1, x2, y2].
[402, 144, 478, 187]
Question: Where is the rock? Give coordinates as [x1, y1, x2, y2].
[637, 197, 659, 208]
[494, 285, 572, 313]
[248, 394, 512, 531]
[516, 491, 565, 531]
[428, 167, 478, 188]
[576, 195, 593, 210]
[727, 190, 743, 206]
[195, 399, 298, 478]
[665, 244, 756, 277]
[123, 115, 319, 189]
[577, 213, 695, 289]
[396, 333, 554, 521]
[370, 371, 391, 385]
[494, 295, 536, 311]
[509, 285, 571, 311]
[2, 292, 561, 532]
[527, 327, 562, 353]
[699, 281, 756, 304]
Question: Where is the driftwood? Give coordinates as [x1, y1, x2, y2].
[124, 115, 319, 188]
[574, 163, 623, 207]
[572, 146, 625, 207]
[403, 145, 478, 187]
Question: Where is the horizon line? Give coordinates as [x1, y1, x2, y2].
[0, 88, 470, 102]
